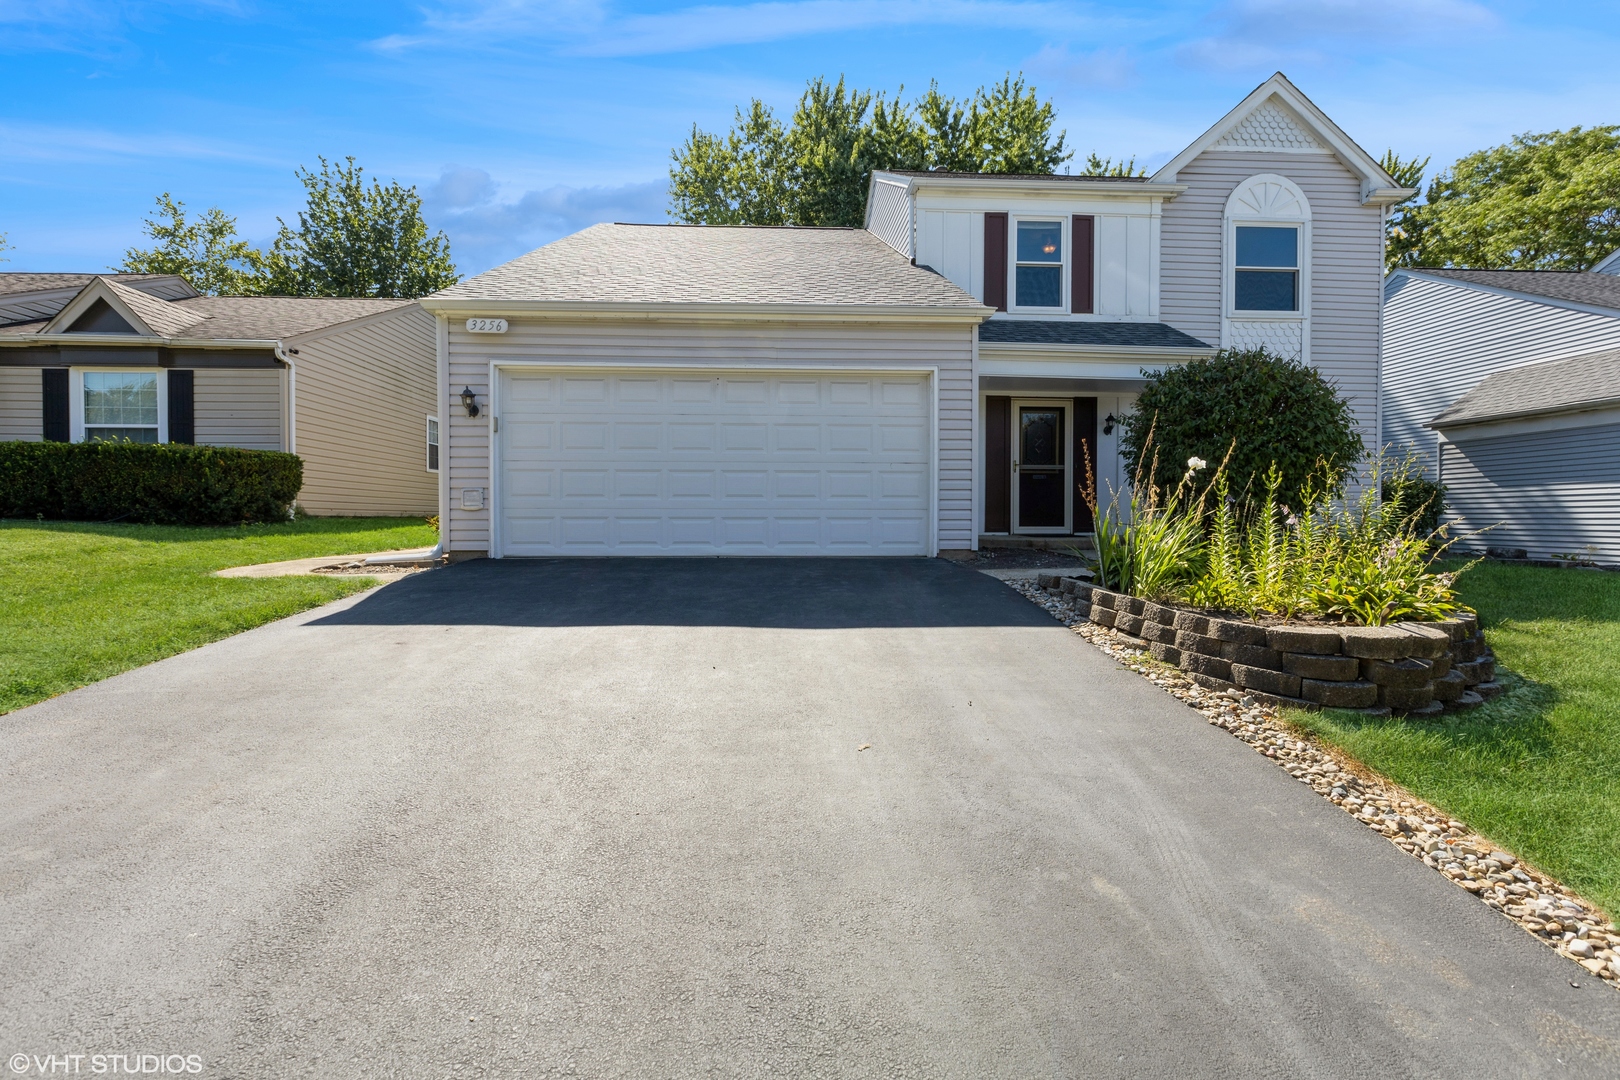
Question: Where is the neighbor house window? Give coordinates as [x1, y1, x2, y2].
[1234, 225, 1299, 311]
[83, 370, 159, 443]
[1014, 220, 1064, 309]
[426, 415, 440, 472]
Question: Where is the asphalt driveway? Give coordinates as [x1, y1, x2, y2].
[2, 558, 1616, 1078]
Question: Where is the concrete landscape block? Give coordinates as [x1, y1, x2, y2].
[1206, 618, 1270, 646]
[1172, 610, 1210, 635]
[1405, 699, 1446, 718]
[1265, 626, 1343, 654]
[1379, 683, 1436, 711]
[1476, 657, 1496, 683]
[1431, 669, 1466, 702]
[1037, 573, 1062, 589]
[1090, 606, 1116, 627]
[1230, 663, 1303, 698]
[1070, 582, 1097, 601]
[1090, 590, 1117, 610]
[1453, 690, 1486, 708]
[1072, 600, 1092, 618]
[1139, 621, 1178, 645]
[1453, 659, 1487, 685]
[1363, 658, 1435, 689]
[1428, 652, 1451, 678]
[1300, 678, 1379, 708]
[1140, 601, 1178, 625]
[1431, 617, 1468, 642]
[1187, 671, 1237, 693]
[1455, 612, 1479, 637]
[1341, 625, 1432, 659]
[1243, 688, 1318, 712]
[1115, 613, 1145, 636]
[1174, 630, 1227, 657]
[1450, 636, 1484, 663]
[1391, 622, 1451, 658]
[1282, 653, 1361, 681]
[1231, 643, 1285, 670]
[1120, 596, 1146, 617]
[1474, 681, 1505, 700]
[1150, 641, 1182, 666]
[1181, 651, 1234, 681]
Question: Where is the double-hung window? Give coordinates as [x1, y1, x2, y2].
[426, 415, 440, 472]
[83, 370, 160, 443]
[1014, 220, 1064, 310]
[1234, 226, 1299, 312]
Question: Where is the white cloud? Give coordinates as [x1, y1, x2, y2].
[381, 0, 1090, 57]
[423, 166, 668, 274]
[1180, 0, 1498, 70]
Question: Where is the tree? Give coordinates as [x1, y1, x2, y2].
[0, 232, 11, 262]
[1380, 150, 1429, 273]
[670, 74, 1071, 228]
[260, 157, 458, 298]
[119, 195, 266, 295]
[1119, 348, 1364, 513]
[1080, 153, 1145, 177]
[1387, 127, 1620, 271]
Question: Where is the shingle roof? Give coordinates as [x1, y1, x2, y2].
[0, 285, 412, 342]
[104, 278, 209, 336]
[432, 223, 986, 309]
[1430, 347, 1620, 428]
[977, 319, 1212, 349]
[0, 272, 195, 299]
[1409, 268, 1620, 312]
[883, 170, 1151, 183]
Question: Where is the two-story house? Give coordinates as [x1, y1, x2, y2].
[418, 73, 1408, 559]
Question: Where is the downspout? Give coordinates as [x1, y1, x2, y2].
[273, 343, 298, 454]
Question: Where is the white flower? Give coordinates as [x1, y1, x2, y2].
[1187, 456, 1207, 471]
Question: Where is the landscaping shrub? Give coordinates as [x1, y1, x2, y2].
[1382, 468, 1447, 538]
[0, 441, 302, 525]
[1120, 347, 1364, 512]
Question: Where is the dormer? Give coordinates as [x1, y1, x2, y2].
[41, 277, 208, 338]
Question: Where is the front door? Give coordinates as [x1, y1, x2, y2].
[1012, 400, 1069, 533]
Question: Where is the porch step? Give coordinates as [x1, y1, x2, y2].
[978, 534, 1096, 553]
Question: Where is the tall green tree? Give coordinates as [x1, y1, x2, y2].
[1388, 127, 1620, 271]
[1380, 150, 1430, 272]
[119, 195, 266, 295]
[1080, 153, 1145, 177]
[260, 157, 458, 298]
[670, 74, 1071, 227]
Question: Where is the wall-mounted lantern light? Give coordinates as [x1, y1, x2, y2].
[1102, 413, 1118, 435]
[460, 386, 480, 417]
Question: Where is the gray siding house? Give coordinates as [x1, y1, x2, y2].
[419, 73, 1407, 559]
[0, 273, 439, 516]
[1384, 267, 1620, 561]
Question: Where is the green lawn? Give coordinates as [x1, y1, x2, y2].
[0, 517, 438, 715]
[1292, 561, 1620, 918]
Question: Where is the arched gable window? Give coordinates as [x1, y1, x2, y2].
[1223, 173, 1311, 360]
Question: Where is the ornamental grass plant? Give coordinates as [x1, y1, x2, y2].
[1082, 436, 1468, 626]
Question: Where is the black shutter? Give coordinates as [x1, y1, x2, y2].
[1072, 397, 1098, 533]
[985, 396, 1011, 533]
[1071, 216, 1095, 314]
[167, 370, 195, 444]
[984, 213, 1008, 312]
[42, 369, 69, 442]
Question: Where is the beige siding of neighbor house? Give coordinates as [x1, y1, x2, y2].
[193, 368, 284, 451]
[290, 304, 438, 517]
[1160, 150, 1385, 447]
[0, 367, 44, 441]
[443, 319, 975, 555]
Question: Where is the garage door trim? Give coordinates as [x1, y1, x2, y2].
[487, 361, 940, 558]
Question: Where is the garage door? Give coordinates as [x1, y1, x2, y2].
[496, 370, 932, 556]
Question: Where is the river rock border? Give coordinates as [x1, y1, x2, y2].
[1005, 575, 1620, 990]
[1042, 575, 1504, 717]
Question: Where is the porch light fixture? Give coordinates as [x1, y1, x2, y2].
[460, 386, 480, 417]
[1102, 413, 1118, 435]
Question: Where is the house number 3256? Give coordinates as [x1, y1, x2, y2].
[466, 318, 508, 334]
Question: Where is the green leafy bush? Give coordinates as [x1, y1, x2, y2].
[1120, 347, 1365, 513]
[1382, 468, 1447, 537]
[0, 441, 302, 525]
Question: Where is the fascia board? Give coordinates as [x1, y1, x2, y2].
[0, 333, 284, 349]
[978, 342, 1217, 359]
[913, 191, 1162, 214]
[417, 299, 996, 324]
[902, 175, 1185, 198]
[1398, 269, 1620, 321]
[1152, 72, 1397, 192]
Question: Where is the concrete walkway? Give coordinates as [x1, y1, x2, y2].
[1, 558, 1615, 1078]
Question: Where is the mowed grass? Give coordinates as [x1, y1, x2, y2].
[1291, 561, 1620, 917]
[0, 517, 438, 715]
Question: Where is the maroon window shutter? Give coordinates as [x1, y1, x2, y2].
[985, 396, 1011, 533]
[984, 213, 1008, 312]
[1071, 215, 1095, 314]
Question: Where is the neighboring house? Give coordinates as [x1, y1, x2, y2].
[418, 72, 1409, 559]
[1384, 265, 1620, 561]
[0, 272, 439, 516]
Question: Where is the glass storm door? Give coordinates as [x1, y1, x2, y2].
[1013, 401, 1068, 532]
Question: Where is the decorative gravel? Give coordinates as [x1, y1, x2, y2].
[1005, 576, 1620, 990]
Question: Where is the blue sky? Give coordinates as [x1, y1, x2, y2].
[2, 1, 1615, 278]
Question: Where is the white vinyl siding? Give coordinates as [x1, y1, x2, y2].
[865, 176, 913, 257]
[0, 367, 44, 441]
[915, 210, 984, 301]
[1160, 151, 1384, 447]
[1440, 421, 1620, 561]
[445, 320, 974, 556]
[290, 304, 438, 516]
[1383, 274, 1620, 475]
[193, 369, 283, 451]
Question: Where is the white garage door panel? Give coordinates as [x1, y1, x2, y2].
[498, 370, 931, 556]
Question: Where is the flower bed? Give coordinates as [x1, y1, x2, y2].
[1036, 574, 1502, 716]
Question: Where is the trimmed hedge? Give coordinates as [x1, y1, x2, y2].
[0, 441, 302, 525]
